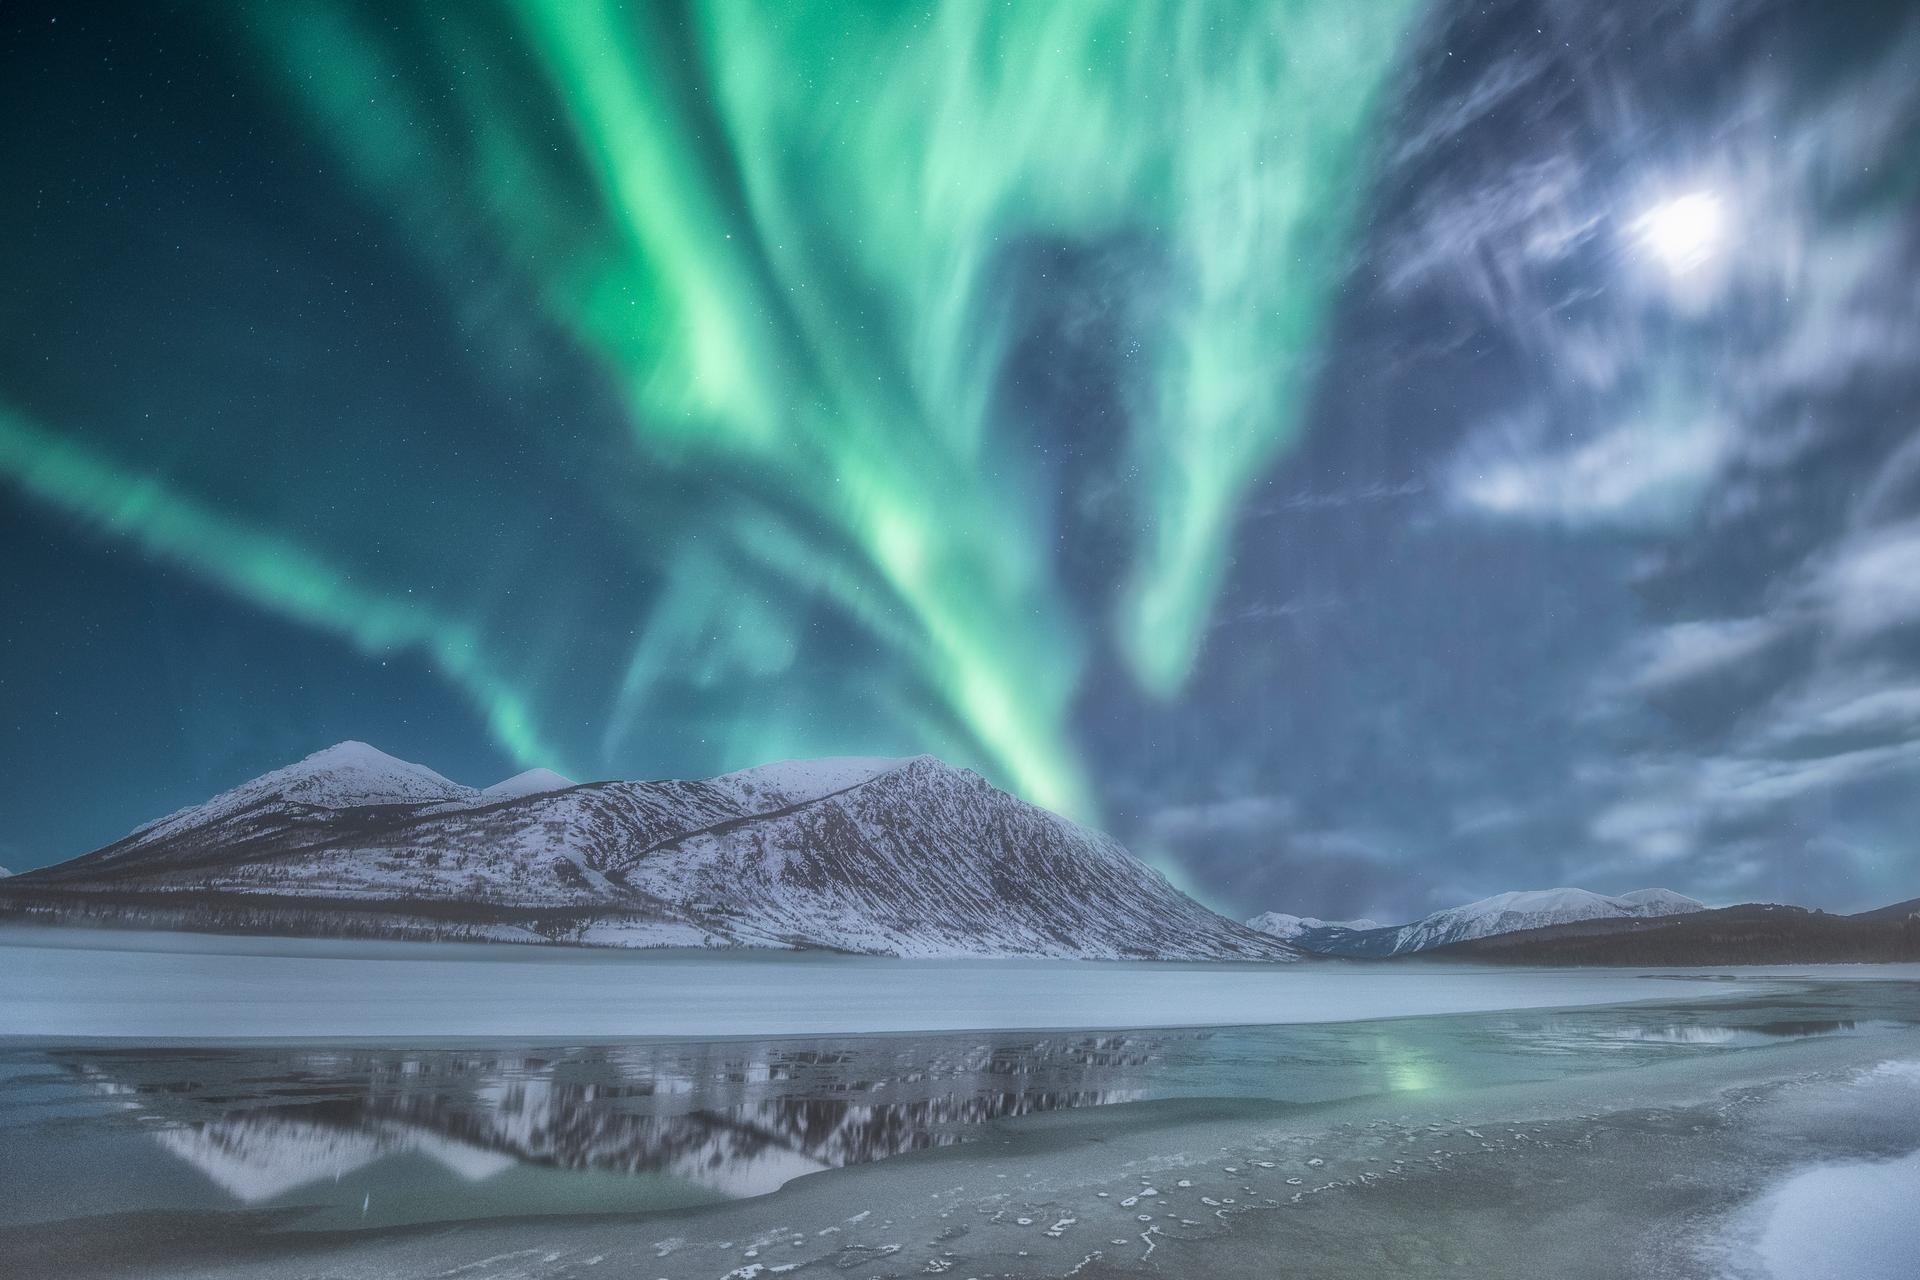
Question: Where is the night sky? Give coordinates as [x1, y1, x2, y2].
[4, 0, 1918, 922]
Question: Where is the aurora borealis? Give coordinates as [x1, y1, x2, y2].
[5, 0, 1920, 920]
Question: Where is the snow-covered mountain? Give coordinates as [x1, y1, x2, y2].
[1387, 888, 1706, 954]
[1245, 912, 1382, 947]
[479, 768, 575, 800]
[1611, 888, 1705, 917]
[1250, 887, 1707, 957]
[73, 741, 481, 878]
[4, 744, 1296, 962]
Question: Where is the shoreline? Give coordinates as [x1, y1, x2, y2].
[6, 926, 1878, 1042]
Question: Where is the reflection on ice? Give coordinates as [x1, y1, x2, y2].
[63, 1010, 1895, 1212]
[63, 1038, 1150, 1210]
[1608, 1019, 1864, 1047]
[7, 980, 1917, 1238]
[153, 1115, 517, 1202]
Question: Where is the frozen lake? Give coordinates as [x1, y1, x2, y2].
[3, 929, 1918, 1278]
[0, 926, 1868, 1040]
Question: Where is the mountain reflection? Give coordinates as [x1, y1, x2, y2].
[65, 1036, 1159, 1204]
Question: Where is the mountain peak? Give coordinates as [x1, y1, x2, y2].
[482, 767, 576, 799]
[223, 740, 474, 812]
[1616, 887, 1706, 913]
[706, 756, 906, 809]
[293, 739, 417, 772]
[276, 740, 470, 790]
[1246, 911, 1382, 941]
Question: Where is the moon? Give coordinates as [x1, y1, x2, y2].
[1632, 191, 1727, 277]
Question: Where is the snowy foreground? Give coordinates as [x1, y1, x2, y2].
[0, 925, 1814, 1039]
[2, 931, 1917, 1279]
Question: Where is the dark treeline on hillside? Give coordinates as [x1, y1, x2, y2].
[0, 884, 676, 947]
[1431, 901, 1920, 966]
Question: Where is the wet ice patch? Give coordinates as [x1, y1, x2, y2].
[1727, 1148, 1920, 1280]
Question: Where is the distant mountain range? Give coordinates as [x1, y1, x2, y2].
[1249, 887, 1708, 957]
[1249, 886, 1920, 965]
[1427, 898, 1920, 965]
[1243, 912, 1382, 945]
[0, 742, 1296, 962]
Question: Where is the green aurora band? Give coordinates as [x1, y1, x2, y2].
[0, 406, 569, 773]
[2, 0, 1422, 821]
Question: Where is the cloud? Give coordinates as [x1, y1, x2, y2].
[1122, 0, 1920, 920]
[1766, 684, 1920, 747]
[1211, 596, 1346, 629]
[1449, 409, 1734, 529]
[1135, 791, 1436, 923]
[1587, 790, 1697, 866]
[1586, 523, 1920, 870]
[1402, 5, 1920, 537]
[1623, 617, 1786, 692]
[1372, 0, 1920, 909]
[1142, 794, 1298, 841]
[1568, 822, 1882, 912]
[1707, 744, 1920, 810]
[1246, 479, 1427, 516]
[1449, 802, 1527, 839]
[1818, 519, 1920, 639]
[1585, 733, 1920, 876]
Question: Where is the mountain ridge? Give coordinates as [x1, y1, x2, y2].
[1, 744, 1297, 962]
[1248, 886, 1708, 956]
[1427, 898, 1920, 965]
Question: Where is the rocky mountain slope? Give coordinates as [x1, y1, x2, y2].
[1, 743, 1296, 962]
[1249, 887, 1706, 956]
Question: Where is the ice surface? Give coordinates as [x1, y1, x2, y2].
[6, 973, 1920, 1279]
[14, 1003, 1914, 1280]
[1744, 1147, 1920, 1279]
[0, 927, 1876, 1040]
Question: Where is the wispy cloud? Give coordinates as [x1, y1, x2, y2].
[1818, 519, 1920, 639]
[1448, 408, 1734, 529]
[1134, 790, 1434, 923]
[1374, 2, 1920, 907]
[1246, 479, 1427, 517]
[1622, 617, 1786, 693]
[1211, 596, 1346, 629]
[1142, 794, 1298, 841]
